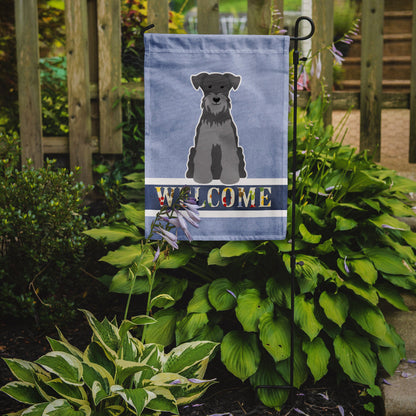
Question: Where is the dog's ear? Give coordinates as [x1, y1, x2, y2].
[225, 73, 241, 90]
[191, 73, 208, 90]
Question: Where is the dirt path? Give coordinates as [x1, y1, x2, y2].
[332, 109, 416, 181]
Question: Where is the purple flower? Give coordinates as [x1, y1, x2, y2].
[180, 208, 200, 228]
[344, 256, 350, 274]
[152, 246, 160, 263]
[175, 210, 193, 241]
[383, 378, 392, 385]
[226, 289, 237, 299]
[310, 53, 322, 79]
[155, 226, 178, 250]
[330, 43, 344, 65]
[337, 405, 345, 416]
[381, 224, 406, 231]
[170, 379, 182, 385]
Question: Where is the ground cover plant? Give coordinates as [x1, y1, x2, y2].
[84, 96, 416, 410]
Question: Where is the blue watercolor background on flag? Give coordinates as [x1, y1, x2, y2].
[144, 33, 289, 240]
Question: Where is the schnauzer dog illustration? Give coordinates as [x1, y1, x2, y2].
[186, 72, 247, 184]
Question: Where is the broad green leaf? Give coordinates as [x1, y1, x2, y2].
[163, 341, 218, 379]
[219, 241, 256, 257]
[144, 386, 178, 414]
[342, 276, 379, 305]
[275, 341, 308, 389]
[364, 247, 414, 275]
[266, 277, 291, 308]
[302, 338, 330, 382]
[318, 291, 349, 327]
[315, 239, 335, 255]
[350, 258, 378, 285]
[143, 308, 178, 346]
[187, 284, 212, 314]
[46, 379, 88, 406]
[84, 224, 141, 243]
[375, 283, 409, 311]
[333, 330, 377, 386]
[82, 362, 113, 405]
[83, 342, 116, 378]
[2, 359, 49, 384]
[100, 245, 153, 269]
[283, 254, 322, 293]
[389, 175, 416, 193]
[35, 352, 83, 386]
[258, 313, 291, 362]
[378, 345, 402, 376]
[158, 246, 194, 269]
[369, 213, 410, 231]
[150, 294, 175, 309]
[377, 197, 415, 217]
[235, 289, 273, 332]
[119, 333, 144, 362]
[1, 381, 44, 404]
[273, 239, 306, 252]
[120, 204, 145, 228]
[109, 269, 149, 295]
[362, 198, 380, 212]
[401, 230, 416, 247]
[302, 204, 326, 227]
[175, 313, 209, 344]
[250, 356, 289, 409]
[110, 385, 155, 415]
[151, 276, 188, 308]
[96, 405, 124, 416]
[207, 248, 231, 266]
[190, 324, 224, 343]
[119, 316, 156, 341]
[349, 302, 392, 346]
[208, 278, 237, 311]
[334, 215, 357, 231]
[382, 273, 416, 290]
[221, 331, 261, 381]
[347, 170, 388, 193]
[294, 295, 323, 341]
[299, 223, 321, 244]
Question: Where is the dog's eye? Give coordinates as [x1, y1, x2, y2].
[220, 85, 224, 89]
[208, 85, 212, 89]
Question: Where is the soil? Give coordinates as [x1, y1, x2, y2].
[0, 297, 379, 416]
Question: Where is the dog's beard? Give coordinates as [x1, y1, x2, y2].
[201, 95, 231, 126]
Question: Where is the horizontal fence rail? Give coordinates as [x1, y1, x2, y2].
[14, 0, 416, 184]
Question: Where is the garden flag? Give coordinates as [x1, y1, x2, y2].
[144, 33, 289, 240]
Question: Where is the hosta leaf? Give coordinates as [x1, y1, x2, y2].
[43, 399, 91, 415]
[84, 224, 141, 243]
[219, 241, 256, 257]
[190, 324, 224, 343]
[283, 254, 322, 293]
[258, 313, 291, 362]
[315, 239, 335, 255]
[143, 308, 178, 346]
[3, 359, 49, 384]
[175, 313, 209, 344]
[302, 338, 330, 382]
[299, 223, 321, 244]
[250, 356, 289, 409]
[119, 316, 156, 341]
[364, 247, 414, 275]
[111, 385, 155, 415]
[187, 284, 212, 314]
[369, 213, 410, 231]
[208, 278, 237, 311]
[109, 269, 149, 295]
[82, 362, 113, 405]
[382, 273, 416, 290]
[1, 381, 44, 404]
[377, 197, 415, 217]
[144, 386, 178, 414]
[294, 295, 323, 341]
[349, 302, 392, 346]
[342, 276, 379, 305]
[120, 203, 145, 228]
[97, 405, 124, 416]
[349, 258, 378, 285]
[266, 277, 291, 308]
[46, 379, 88, 406]
[207, 248, 232, 266]
[275, 341, 308, 389]
[158, 246, 194, 269]
[333, 330, 377, 386]
[378, 345, 402, 376]
[83, 342, 116, 378]
[100, 245, 152, 269]
[235, 289, 273, 332]
[334, 215, 358, 231]
[302, 204, 326, 227]
[375, 283, 409, 311]
[347, 170, 388, 193]
[221, 331, 261, 381]
[18, 402, 48, 415]
[318, 291, 349, 327]
[47, 338, 83, 361]
[151, 276, 188, 308]
[163, 341, 218, 379]
[116, 359, 154, 384]
[35, 352, 83, 386]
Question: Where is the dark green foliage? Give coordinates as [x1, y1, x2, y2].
[0, 138, 90, 324]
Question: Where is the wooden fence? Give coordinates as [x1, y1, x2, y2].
[14, 0, 416, 184]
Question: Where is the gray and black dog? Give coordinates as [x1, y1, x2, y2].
[185, 72, 247, 184]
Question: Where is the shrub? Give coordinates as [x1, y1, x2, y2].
[1, 310, 218, 415]
[0, 148, 90, 324]
[86, 97, 416, 409]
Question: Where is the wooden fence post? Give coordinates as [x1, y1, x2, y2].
[97, 0, 122, 154]
[197, 0, 219, 34]
[247, 0, 278, 35]
[360, 0, 384, 162]
[14, 0, 43, 168]
[65, 0, 93, 184]
[409, 0, 416, 163]
[148, 0, 169, 33]
[311, 0, 334, 126]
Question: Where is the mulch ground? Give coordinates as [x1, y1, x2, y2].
[0, 311, 379, 416]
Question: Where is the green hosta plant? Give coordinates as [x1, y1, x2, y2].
[1, 310, 218, 416]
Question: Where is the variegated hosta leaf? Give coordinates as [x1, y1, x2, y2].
[221, 331, 261, 382]
[35, 352, 83, 386]
[2, 358, 49, 384]
[82, 362, 114, 406]
[250, 356, 289, 410]
[42, 399, 91, 415]
[110, 385, 156, 415]
[97, 405, 124, 416]
[302, 337, 330, 382]
[47, 337, 83, 361]
[148, 373, 216, 406]
[119, 332, 145, 362]
[83, 342, 116, 378]
[134, 344, 164, 386]
[46, 378, 88, 406]
[0, 381, 44, 404]
[144, 386, 178, 414]
[18, 402, 48, 415]
[162, 341, 218, 379]
[235, 289, 274, 332]
[119, 316, 156, 341]
[81, 310, 120, 359]
[115, 359, 155, 384]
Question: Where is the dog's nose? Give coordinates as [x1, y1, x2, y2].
[213, 97, 221, 103]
